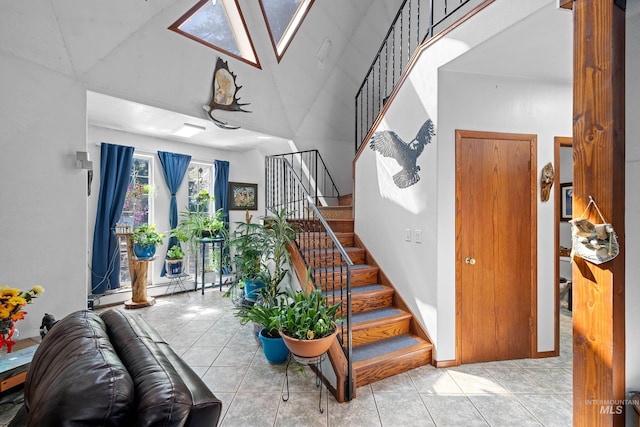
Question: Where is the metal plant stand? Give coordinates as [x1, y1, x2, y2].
[282, 353, 327, 413]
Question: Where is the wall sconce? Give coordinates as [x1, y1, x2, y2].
[76, 151, 93, 196]
[76, 151, 93, 170]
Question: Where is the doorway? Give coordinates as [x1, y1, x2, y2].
[455, 130, 538, 364]
[554, 136, 573, 354]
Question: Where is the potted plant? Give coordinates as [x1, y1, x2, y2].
[226, 208, 298, 302]
[174, 190, 226, 281]
[165, 244, 185, 276]
[226, 219, 268, 301]
[131, 223, 165, 259]
[175, 190, 225, 241]
[236, 292, 289, 364]
[277, 286, 343, 358]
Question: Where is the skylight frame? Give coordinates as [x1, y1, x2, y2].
[259, 0, 315, 63]
[169, 0, 261, 69]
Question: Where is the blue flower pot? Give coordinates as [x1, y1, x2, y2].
[243, 279, 265, 301]
[166, 259, 183, 275]
[134, 244, 156, 259]
[259, 329, 289, 364]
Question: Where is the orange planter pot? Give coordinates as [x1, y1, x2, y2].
[279, 327, 338, 358]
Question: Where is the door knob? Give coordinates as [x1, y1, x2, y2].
[465, 257, 476, 265]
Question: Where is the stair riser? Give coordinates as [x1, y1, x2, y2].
[315, 268, 378, 290]
[338, 194, 353, 206]
[354, 346, 432, 388]
[351, 291, 393, 314]
[326, 290, 394, 315]
[318, 207, 353, 219]
[304, 250, 366, 267]
[297, 234, 355, 250]
[289, 219, 354, 233]
[351, 317, 411, 347]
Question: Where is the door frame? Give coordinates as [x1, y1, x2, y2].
[553, 136, 572, 357]
[454, 129, 538, 365]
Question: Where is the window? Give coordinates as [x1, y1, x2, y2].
[120, 157, 153, 230]
[188, 163, 213, 213]
[259, 0, 314, 61]
[186, 163, 214, 275]
[169, 0, 260, 68]
[118, 156, 154, 286]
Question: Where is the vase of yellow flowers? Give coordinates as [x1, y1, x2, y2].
[0, 285, 44, 353]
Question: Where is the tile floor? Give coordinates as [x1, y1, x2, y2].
[99, 287, 573, 427]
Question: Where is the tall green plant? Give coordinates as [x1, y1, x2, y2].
[226, 208, 298, 304]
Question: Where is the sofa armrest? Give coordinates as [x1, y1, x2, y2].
[17, 311, 136, 427]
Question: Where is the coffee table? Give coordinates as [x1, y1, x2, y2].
[0, 340, 39, 393]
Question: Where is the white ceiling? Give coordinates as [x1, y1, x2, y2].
[87, 91, 289, 151]
[443, 3, 573, 81]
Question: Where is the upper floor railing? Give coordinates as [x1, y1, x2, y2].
[355, 0, 478, 151]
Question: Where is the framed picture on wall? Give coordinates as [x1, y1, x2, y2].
[228, 182, 258, 210]
[560, 183, 573, 221]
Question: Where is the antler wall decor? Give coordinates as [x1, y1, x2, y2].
[203, 57, 251, 130]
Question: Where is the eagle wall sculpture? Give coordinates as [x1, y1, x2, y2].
[369, 119, 435, 188]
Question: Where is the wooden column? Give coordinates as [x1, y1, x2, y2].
[572, 0, 625, 425]
[117, 233, 156, 309]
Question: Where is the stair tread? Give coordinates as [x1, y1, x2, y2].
[352, 334, 429, 363]
[351, 307, 406, 324]
[313, 264, 373, 273]
[303, 246, 361, 253]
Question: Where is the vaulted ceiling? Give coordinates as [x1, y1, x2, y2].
[1, 0, 571, 193]
[0, 0, 403, 153]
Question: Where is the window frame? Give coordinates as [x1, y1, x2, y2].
[259, 0, 315, 62]
[169, 0, 261, 69]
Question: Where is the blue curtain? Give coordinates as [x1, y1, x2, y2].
[91, 143, 134, 294]
[214, 160, 230, 273]
[158, 151, 192, 276]
[214, 160, 229, 222]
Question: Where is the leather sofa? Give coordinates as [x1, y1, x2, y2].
[9, 309, 222, 427]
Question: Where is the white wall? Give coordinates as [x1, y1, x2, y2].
[626, 0, 640, 399]
[0, 55, 88, 338]
[355, 0, 567, 361]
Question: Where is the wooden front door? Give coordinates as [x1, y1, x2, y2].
[455, 130, 537, 364]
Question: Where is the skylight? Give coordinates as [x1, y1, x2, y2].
[259, 0, 314, 61]
[169, 0, 260, 68]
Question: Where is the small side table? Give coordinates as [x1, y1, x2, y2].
[0, 339, 39, 393]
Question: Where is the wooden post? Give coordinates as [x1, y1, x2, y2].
[572, 0, 625, 425]
[117, 233, 156, 309]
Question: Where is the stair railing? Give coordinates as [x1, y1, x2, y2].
[269, 150, 340, 207]
[265, 154, 355, 401]
[355, 0, 477, 151]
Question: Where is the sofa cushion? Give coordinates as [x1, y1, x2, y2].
[22, 310, 135, 426]
[100, 309, 221, 427]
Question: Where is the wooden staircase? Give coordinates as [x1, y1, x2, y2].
[293, 200, 433, 396]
